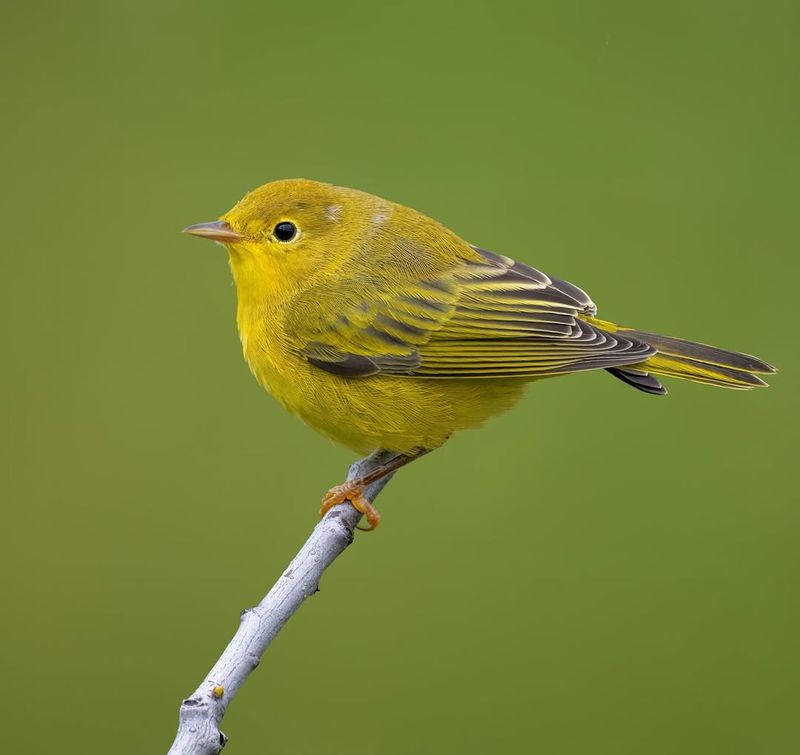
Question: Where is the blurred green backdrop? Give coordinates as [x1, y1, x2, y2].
[1, 1, 798, 753]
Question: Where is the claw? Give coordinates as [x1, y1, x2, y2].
[319, 481, 381, 531]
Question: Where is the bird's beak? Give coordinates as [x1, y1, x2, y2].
[182, 220, 245, 243]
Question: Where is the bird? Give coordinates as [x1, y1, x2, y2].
[183, 179, 775, 530]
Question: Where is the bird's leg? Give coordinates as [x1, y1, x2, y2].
[319, 448, 430, 531]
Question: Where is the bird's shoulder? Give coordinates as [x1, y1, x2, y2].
[284, 205, 478, 336]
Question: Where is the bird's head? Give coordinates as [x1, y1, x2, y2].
[183, 178, 385, 300]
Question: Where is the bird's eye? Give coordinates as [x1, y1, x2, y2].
[273, 221, 298, 242]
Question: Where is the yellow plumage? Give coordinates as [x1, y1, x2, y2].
[184, 178, 775, 525]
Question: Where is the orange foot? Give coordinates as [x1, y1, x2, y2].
[319, 481, 381, 531]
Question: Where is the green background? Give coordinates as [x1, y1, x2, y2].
[2, 1, 797, 753]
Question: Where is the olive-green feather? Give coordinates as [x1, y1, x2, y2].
[290, 245, 658, 379]
[290, 241, 774, 390]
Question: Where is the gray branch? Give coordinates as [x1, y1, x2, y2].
[167, 450, 395, 754]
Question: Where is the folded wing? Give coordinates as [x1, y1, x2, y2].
[290, 245, 655, 379]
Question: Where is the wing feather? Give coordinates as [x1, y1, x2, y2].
[289, 244, 652, 379]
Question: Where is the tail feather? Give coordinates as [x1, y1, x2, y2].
[622, 329, 774, 375]
[636, 353, 769, 389]
[606, 366, 668, 395]
[585, 317, 776, 393]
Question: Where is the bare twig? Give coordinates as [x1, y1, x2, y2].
[167, 450, 395, 754]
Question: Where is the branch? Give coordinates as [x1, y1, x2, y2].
[167, 450, 396, 754]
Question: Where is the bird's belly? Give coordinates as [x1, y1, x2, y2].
[247, 342, 526, 454]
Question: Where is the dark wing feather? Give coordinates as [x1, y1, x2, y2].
[288, 245, 654, 379]
[606, 367, 667, 395]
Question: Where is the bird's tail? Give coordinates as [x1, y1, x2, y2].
[584, 317, 776, 395]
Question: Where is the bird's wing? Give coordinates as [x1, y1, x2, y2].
[287, 246, 654, 378]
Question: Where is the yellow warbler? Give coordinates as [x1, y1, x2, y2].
[184, 179, 775, 528]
